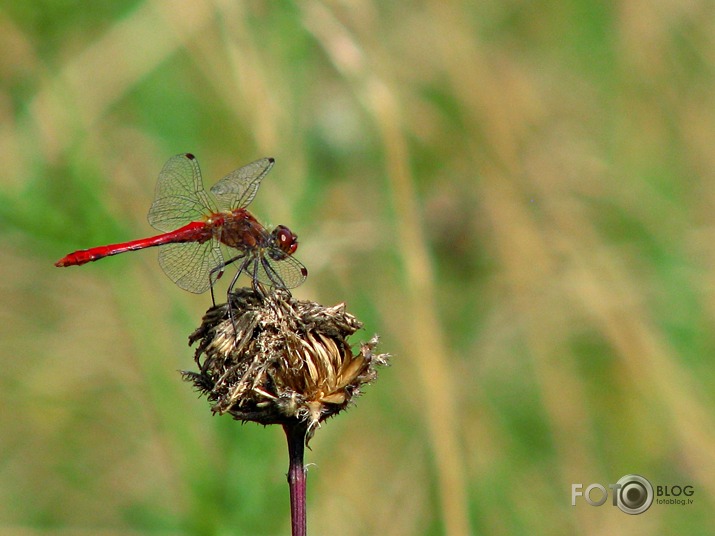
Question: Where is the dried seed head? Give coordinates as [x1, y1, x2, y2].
[182, 288, 389, 442]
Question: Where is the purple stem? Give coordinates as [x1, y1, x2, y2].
[284, 422, 308, 536]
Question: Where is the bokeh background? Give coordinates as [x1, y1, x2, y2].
[2, 1, 715, 534]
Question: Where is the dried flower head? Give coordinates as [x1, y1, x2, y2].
[183, 288, 389, 441]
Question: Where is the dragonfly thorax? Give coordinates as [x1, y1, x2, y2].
[214, 208, 268, 250]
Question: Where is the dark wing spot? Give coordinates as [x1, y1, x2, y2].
[186, 153, 196, 160]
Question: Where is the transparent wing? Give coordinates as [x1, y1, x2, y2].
[209, 157, 275, 211]
[148, 153, 217, 232]
[157, 241, 224, 294]
[251, 250, 308, 289]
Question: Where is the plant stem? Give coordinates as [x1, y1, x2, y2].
[284, 421, 308, 536]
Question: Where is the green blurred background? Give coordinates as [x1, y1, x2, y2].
[2, 1, 714, 534]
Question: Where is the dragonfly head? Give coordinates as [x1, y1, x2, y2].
[271, 225, 299, 257]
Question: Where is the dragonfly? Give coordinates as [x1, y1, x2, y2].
[55, 153, 308, 304]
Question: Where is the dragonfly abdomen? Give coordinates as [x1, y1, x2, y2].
[55, 221, 212, 267]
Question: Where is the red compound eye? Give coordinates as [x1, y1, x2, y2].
[274, 225, 299, 255]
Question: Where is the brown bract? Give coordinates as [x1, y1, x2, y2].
[183, 288, 389, 442]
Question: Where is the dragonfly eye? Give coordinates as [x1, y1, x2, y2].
[273, 225, 299, 256]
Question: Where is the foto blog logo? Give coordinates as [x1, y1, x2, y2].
[571, 474, 695, 514]
[572, 474, 662, 515]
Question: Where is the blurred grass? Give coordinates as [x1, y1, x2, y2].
[2, 0, 715, 535]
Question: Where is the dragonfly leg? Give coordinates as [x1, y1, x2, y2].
[225, 256, 252, 299]
[220, 253, 252, 331]
[247, 257, 272, 297]
[208, 263, 228, 307]
[260, 255, 287, 289]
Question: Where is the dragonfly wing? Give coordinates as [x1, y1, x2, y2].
[157, 241, 223, 294]
[209, 157, 274, 210]
[253, 251, 308, 289]
[148, 154, 216, 232]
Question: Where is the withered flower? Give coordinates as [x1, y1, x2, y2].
[183, 288, 389, 535]
[183, 288, 389, 442]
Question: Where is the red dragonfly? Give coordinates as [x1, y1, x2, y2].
[55, 153, 307, 304]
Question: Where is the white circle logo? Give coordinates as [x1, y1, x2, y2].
[615, 474, 653, 514]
